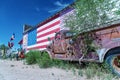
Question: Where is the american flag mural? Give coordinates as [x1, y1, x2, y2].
[26, 14, 60, 50]
[23, 7, 74, 51]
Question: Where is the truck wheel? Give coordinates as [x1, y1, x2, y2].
[106, 54, 120, 76]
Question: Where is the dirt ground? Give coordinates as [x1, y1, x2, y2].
[0, 59, 88, 80]
[0, 59, 120, 80]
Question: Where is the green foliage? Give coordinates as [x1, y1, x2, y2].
[65, 0, 120, 55]
[102, 74, 115, 80]
[116, 10, 120, 15]
[25, 50, 41, 64]
[65, 0, 120, 32]
[25, 51, 119, 79]
[37, 51, 53, 68]
[0, 44, 9, 59]
[25, 50, 75, 68]
[37, 52, 74, 68]
[78, 69, 83, 77]
[0, 44, 9, 50]
[52, 59, 72, 69]
[86, 63, 110, 73]
[84, 68, 95, 79]
[82, 63, 118, 79]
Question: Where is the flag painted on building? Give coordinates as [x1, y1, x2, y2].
[23, 7, 74, 51]
[27, 15, 60, 50]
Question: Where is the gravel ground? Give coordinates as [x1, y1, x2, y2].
[0, 59, 87, 80]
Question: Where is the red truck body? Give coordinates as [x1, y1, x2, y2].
[47, 22, 120, 61]
[47, 21, 120, 76]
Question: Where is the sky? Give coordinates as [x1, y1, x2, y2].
[0, 0, 74, 49]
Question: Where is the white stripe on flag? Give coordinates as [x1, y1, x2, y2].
[37, 24, 60, 37]
[37, 33, 56, 42]
[37, 18, 60, 31]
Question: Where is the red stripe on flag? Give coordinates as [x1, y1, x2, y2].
[37, 20, 60, 33]
[37, 36, 55, 44]
[37, 28, 60, 39]
[37, 14, 59, 28]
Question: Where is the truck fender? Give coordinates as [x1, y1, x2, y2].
[103, 47, 120, 61]
[96, 48, 109, 62]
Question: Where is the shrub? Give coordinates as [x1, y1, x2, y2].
[37, 51, 53, 68]
[49, 59, 78, 70]
[25, 50, 76, 69]
[25, 50, 40, 64]
[78, 69, 83, 77]
[84, 68, 95, 79]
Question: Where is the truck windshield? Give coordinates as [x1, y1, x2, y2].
[65, 32, 76, 37]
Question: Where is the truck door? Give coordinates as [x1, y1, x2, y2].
[53, 32, 66, 53]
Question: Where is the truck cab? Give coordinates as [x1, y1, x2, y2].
[47, 30, 99, 61]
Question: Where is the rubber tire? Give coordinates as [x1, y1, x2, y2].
[106, 54, 120, 77]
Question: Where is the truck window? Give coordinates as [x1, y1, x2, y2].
[65, 32, 76, 38]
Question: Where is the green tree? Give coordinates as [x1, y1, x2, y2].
[64, 0, 120, 55]
[65, 0, 120, 32]
[0, 44, 9, 58]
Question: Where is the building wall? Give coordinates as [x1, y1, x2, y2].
[23, 33, 28, 50]
[23, 7, 74, 51]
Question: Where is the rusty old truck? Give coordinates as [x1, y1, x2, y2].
[46, 20, 120, 76]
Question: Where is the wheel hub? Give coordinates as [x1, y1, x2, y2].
[112, 55, 120, 71]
